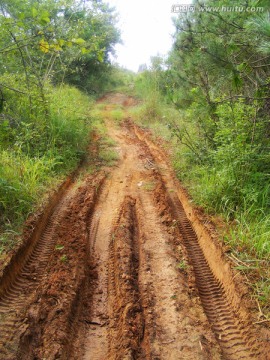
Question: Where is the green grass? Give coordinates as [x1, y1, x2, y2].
[224, 214, 270, 258]
[94, 102, 125, 125]
[110, 108, 125, 123]
[129, 93, 180, 148]
[0, 84, 96, 255]
[0, 149, 62, 253]
[95, 103, 107, 110]
[141, 181, 156, 191]
[0, 150, 58, 220]
[255, 278, 270, 308]
[89, 102, 120, 166]
[103, 137, 117, 147]
[60, 254, 68, 263]
[49, 85, 92, 162]
[177, 260, 187, 271]
[99, 148, 119, 166]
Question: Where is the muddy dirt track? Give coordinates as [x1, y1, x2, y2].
[0, 93, 269, 359]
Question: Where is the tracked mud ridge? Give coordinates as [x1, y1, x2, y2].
[108, 197, 146, 359]
[0, 201, 64, 309]
[15, 174, 106, 360]
[0, 178, 74, 358]
[0, 177, 72, 302]
[171, 200, 260, 359]
[0, 206, 63, 354]
[132, 123, 263, 359]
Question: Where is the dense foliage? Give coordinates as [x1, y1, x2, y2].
[135, 0, 270, 257]
[0, 0, 120, 247]
[169, 0, 270, 223]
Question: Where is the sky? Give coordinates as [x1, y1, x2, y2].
[106, 0, 180, 72]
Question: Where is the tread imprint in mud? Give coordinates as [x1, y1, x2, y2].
[108, 196, 146, 359]
[132, 123, 263, 360]
[0, 182, 73, 358]
[165, 193, 261, 359]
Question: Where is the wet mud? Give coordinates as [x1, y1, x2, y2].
[0, 94, 269, 359]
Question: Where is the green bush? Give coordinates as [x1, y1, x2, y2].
[48, 85, 93, 168]
[0, 84, 93, 252]
[0, 150, 56, 224]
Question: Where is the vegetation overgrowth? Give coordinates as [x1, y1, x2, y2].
[1, 85, 93, 252]
[133, 0, 270, 262]
[0, 0, 122, 253]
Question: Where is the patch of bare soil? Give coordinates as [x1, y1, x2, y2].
[0, 93, 269, 360]
[0, 173, 105, 360]
[97, 92, 139, 107]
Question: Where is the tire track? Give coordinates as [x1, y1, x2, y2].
[0, 180, 74, 359]
[107, 196, 146, 359]
[15, 174, 106, 360]
[175, 203, 260, 359]
[132, 123, 263, 359]
[74, 119, 221, 359]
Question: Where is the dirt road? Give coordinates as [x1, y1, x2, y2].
[0, 94, 269, 359]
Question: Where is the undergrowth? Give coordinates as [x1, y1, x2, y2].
[134, 67, 270, 262]
[131, 80, 270, 316]
[89, 102, 120, 166]
[0, 85, 95, 254]
[132, 87, 270, 261]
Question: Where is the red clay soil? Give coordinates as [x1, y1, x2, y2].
[0, 93, 269, 360]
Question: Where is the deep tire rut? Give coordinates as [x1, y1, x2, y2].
[132, 122, 266, 359]
[0, 180, 74, 358]
[108, 196, 146, 359]
[174, 204, 259, 359]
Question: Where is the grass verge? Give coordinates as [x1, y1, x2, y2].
[128, 91, 270, 319]
[0, 85, 98, 255]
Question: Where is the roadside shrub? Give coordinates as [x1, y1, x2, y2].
[0, 84, 93, 251]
